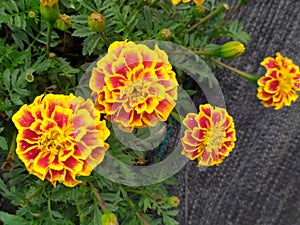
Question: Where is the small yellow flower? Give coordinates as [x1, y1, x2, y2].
[12, 94, 110, 187]
[89, 41, 178, 132]
[257, 52, 300, 110]
[181, 104, 236, 166]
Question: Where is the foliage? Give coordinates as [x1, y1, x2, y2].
[0, 0, 250, 224]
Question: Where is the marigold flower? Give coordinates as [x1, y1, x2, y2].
[172, 0, 205, 6]
[89, 41, 178, 132]
[257, 52, 300, 110]
[181, 104, 236, 166]
[12, 93, 110, 187]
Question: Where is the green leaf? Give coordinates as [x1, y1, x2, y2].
[0, 211, 32, 225]
[0, 136, 8, 150]
[162, 212, 179, 225]
[83, 34, 101, 56]
[143, 6, 153, 31]
[72, 27, 94, 38]
[92, 206, 101, 225]
[3, 69, 11, 90]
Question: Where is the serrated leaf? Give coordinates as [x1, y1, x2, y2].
[3, 69, 11, 90]
[0, 211, 32, 225]
[10, 93, 23, 105]
[162, 212, 179, 225]
[143, 6, 153, 30]
[83, 34, 101, 55]
[0, 136, 8, 150]
[92, 206, 101, 225]
[72, 27, 94, 37]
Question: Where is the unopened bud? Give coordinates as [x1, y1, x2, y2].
[28, 11, 36, 18]
[100, 212, 119, 225]
[88, 12, 105, 33]
[217, 41, 245, 59]
[166, 196, 180, 208]
[40, 0, 59, 24]
[25, 73, 34, 82]
[158, 28, 172, 41]
[55, 14, 72, 31]
[49, 52, 56, 58]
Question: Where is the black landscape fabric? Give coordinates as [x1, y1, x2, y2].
[170, 0, 300, 224]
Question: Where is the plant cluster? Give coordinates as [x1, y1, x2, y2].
[0, 0, 299, 224]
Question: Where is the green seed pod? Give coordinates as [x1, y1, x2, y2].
[88, 12, 105, 33]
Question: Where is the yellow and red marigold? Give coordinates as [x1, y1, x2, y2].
[89, 40, 178, 132]
[12, 93, 110, 187]
[181, 104, 236, 166]
[171, 0, 204, 6]
[257, 52, 300, 110]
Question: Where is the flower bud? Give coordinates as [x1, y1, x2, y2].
[40, 0, 59, 24]
[25, 73, 34, 82]
[217, 41, 245, 59]
[28, 11, 36, 18]
[166, 196, 180, 207]
[55, 14, 72, 31]
[88, 12, 105, 33]
[158, 28, 172, 41]
[48, 52, 56, 58]
[100, 212, 119, 225]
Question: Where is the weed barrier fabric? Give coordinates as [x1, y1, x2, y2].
[170, 0, 300, 224]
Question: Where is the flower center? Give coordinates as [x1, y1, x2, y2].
[279, 75, 293, 93]
[40, 128, 64, 155]
[204, 125, 224, 153]
[122, 81, 149, 106]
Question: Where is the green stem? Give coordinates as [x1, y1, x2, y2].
[194, 49, 216, 55]
[1, 131, 16, 171]
[76, 204, 86, 223]
[127, 197, 150, 225]
[211, 58, 259, 84]
[99, 31, 109, 47]
[186, 3, 229, 32]
[88, 181, 108, 212]
[47, 194, 55, 222]
[47, 23, 53, 52]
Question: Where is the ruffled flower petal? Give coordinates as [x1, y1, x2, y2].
[257, 52, 300, 110]
[89, 41, 178, 132]
[12, 94, 110, 187]
[181, 104, 236, 167]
